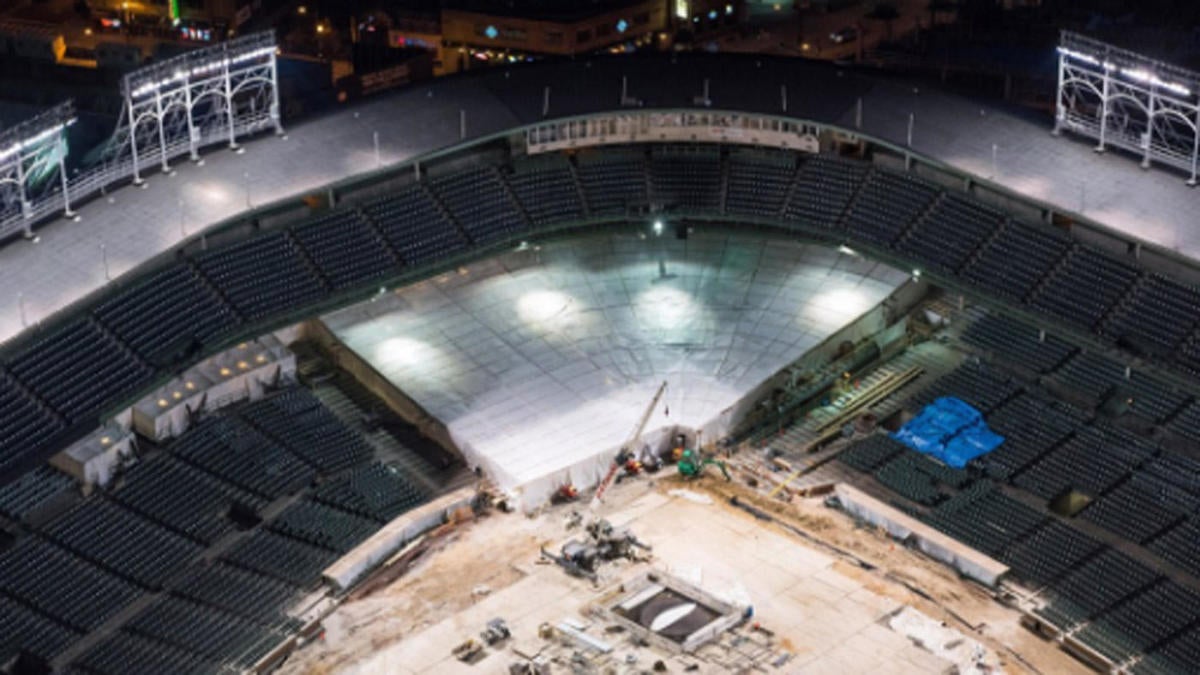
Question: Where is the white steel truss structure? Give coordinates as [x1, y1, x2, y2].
[1055, 30, 1200, 184]
[0, 102, 75, 239]
[99, 30, 283, 184]
[0, 32, 282, 241]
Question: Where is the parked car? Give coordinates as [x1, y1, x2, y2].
[829, 27, 859, 44]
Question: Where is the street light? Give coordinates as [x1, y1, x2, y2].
[652, 219, 664, 236]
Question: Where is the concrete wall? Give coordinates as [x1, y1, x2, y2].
[835, 483, 1009, 588]
[322, 486, 477, 592]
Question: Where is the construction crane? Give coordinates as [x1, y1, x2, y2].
[590, 380, 668, 509]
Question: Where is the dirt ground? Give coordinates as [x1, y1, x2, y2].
[278, 472, 1089, 675]
[280, 510, 548, 674]
[687, 474, 1087, 675]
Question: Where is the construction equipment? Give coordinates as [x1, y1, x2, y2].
[551, 483, 579, 504]
[541, 542, 599, 581]
[542, 518, 651, 580]
[508, 658, 551, 675]
[587, 518, 652, 561]
[591, 381, 668, 508]
[481, 618, 511, 645]
[452, 638, 485, 663]
[677, 449, 731, 481]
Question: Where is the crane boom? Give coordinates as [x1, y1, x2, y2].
[624, 380, 668, 450]
[590, 381, 668, 508]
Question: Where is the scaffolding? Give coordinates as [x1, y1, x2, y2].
[1054, 30, 1200, 185]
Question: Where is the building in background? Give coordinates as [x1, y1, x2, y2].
[87, 0, 245, 42]
[439, 0, 670, 72]
[387, 11, 446, 72]
[672, 0, 744, 38]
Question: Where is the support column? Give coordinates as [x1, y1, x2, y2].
[14, 152, 31, 220]
[224, 55, 239, 150]
[154, 87, 170, 173]
[1052, 54, 1066, 135]
[58, 136, 74, 218]
[1189, 109, 1200, 186]
[127, 102, 144, 185]
[100, 243, 110, 281]
[1142, 88, 1156, 168]
[1096, 67, 1111, 152]
[183, 76, 199, 161]
[269, 52, 285, 136]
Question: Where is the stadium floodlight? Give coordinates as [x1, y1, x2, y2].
[1120, 68, 1192, 97]
[1056, 30, 1200, 183]
[128, 46, 277, 99]
[0, 102, 75, 163]
[104, 30, 282, 185]
[653, 219, 664, 236]
[1056, 46, 1100, 67]
[0, 120, 74, 164]
[0, 101, 77, 239]
[123, 32, 277, 100]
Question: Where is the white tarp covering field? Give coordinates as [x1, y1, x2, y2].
[323, 229, 906, 507]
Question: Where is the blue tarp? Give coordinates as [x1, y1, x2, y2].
[892, 397, 1005, 469]
[942, 425, 1006, 468]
